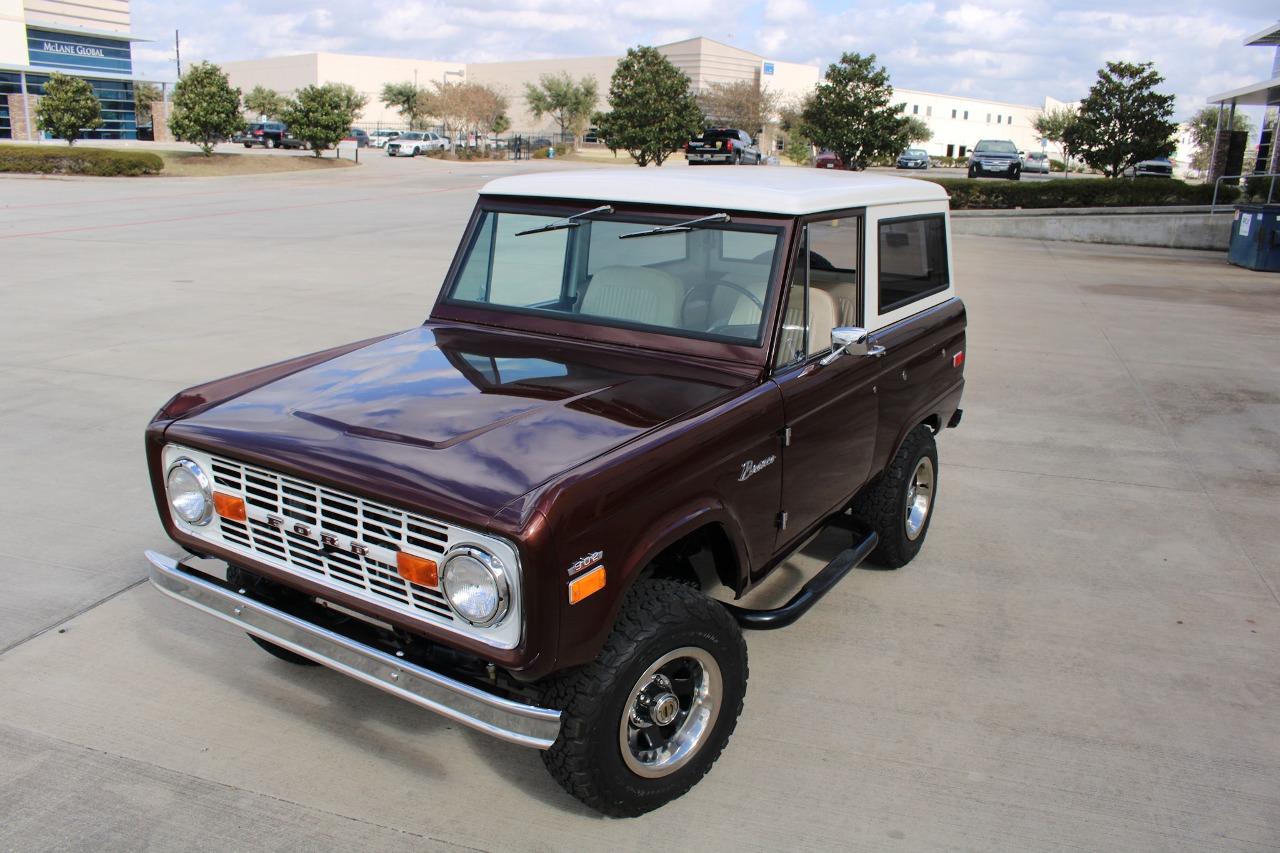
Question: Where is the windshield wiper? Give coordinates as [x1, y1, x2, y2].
[515, 204, 614, 236]
[618, 212, 730, 240]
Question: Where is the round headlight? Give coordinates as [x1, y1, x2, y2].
[166, 458, 212, 526]
[441, 546, 509, 627]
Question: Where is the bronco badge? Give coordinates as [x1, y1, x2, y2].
[739, 454, 776, 482]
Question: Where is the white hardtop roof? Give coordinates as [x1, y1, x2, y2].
[480, 168, 948, 215]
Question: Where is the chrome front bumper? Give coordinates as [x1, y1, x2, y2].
[145, 550, 561, 749]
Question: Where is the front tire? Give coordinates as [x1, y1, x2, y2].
[851, 424, 939, 568]
[541, 579, 747, 817]
[248, 634, 320, 666]
[967, 166, 977, 179]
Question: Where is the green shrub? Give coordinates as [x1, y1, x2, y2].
[925, 177, 1236, 210]
[0, 145, 164, 176]
[531, 144, 570, 159]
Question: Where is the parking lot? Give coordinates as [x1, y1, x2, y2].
[1, 155, 1277, 851]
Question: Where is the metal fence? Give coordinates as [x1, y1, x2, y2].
[1211, 172, 1280, 211]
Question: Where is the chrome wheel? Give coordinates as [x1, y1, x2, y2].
[904, 456, 934, 541]
[619, 646, 722, 778]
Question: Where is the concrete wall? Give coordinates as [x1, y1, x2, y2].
[765, 59, 819, 110]
[951, 206, 1235, 251]
[7, 92, 36, 140]
[315, 53, 462, 126]
[223, 54, 318, 106]
[0, 0, 25, 65]
[23, 0, 129, 32]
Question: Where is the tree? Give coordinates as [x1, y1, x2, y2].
[169, 62, 244, 156]
[133, 81, 162, 126]
[1063, 61, 1177, 178]
[1033, 106, 1079, 176]
[326, 82, 367, 124]
[35, 72, 102, 145]
[459, 82, 509, 149]
[1186, 105, 1252, 173]
[243, 85, 287, 120]
[419, 80, 469, 140]
[524, 72, 598, 146]
[696, 80, 778, 136]
[380, 81, 426, 129]
[594, 46, 703, 167]
[280, 83, 351, 157]
[903, 116, 932, 145]
[801, 52, 910, 170]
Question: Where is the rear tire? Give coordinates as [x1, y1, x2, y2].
[851, 424, 939, 569]
[541, 579, 747, 817]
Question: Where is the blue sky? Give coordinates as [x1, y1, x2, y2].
[131, 0, 1279, 121]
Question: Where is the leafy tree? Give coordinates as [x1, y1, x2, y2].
[281, 83, 352, 157]
[903, 116, 932, 145]
[133, 81, 162, 126]
[460, 83, 509, 149]
[784, 133, 812, 166]
[380, 81, 426, 129]
[1186, 105, 1252, 173]
[419, 80, 469, 139]
[169, 62, 244, 156]
[35, 72, 102, 145]
[243, 85, 287, 120]
[525, 72, 598, 146]
[1064, 61, 1177, 178]
[696, 81, 778, 135]
[1033, 106, 1080, 176]
[801, 52, 909, 170]
[326, 82, 367, 124]
[594, 46, 703, 167]
[492, 113, 511, 135]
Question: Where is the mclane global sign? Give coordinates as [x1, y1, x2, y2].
[41, 40, 107, 59]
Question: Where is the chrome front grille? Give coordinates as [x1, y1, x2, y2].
[162, 444, 523, 649]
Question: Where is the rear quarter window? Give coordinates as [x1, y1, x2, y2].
[877, 214, 949, 314]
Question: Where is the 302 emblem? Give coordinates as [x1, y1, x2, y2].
[568, 550, 604, 575]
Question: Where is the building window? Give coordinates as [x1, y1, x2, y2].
[0, 71, 19, 139]
[1008, 115, 1014, 125]
[945, 144, 954, 158]
[26, 29, 133, 74]
[22, 73, 138, 139]
[926, 106, 932, 117]
[986, 113, 991, 123]
[996, 115, 1002, 124]
[963, 110, 969, 120]
[951, 109, 957, 119]
[878, 214, 949, 315]
[912, 104, 918, 115]
[958, 145, 966, 157]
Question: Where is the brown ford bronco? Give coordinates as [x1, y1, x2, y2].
[145, 169, 965, 816]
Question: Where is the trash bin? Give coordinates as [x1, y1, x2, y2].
[1227, 204, 1280, 272]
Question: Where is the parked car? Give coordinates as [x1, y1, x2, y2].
[343, 128, 370, 148]
[814, 149, 845, 169]
[967, 139, 1021, 180]
[234, 122, 306, 150]
[685, 128, 764, 165]
[370, 129, 401, 149]
[1023, 152, 1050, 174]
[144, 168, 965, 818]
[386, 131, 449, 157]
[896, 148, 929, 170]
[1127, 157, 1174, 178]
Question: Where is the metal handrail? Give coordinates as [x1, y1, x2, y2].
[1211, 172, 1280, 211]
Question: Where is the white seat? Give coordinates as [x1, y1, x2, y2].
[580, 265, 685, 328]
[777, 286, 838, 360]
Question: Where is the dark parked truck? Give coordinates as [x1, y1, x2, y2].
[685, 128, 764, 165]
[145, 169, 966, 816]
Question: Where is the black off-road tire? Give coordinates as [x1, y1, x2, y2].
[851, 424, 939, 569]
[541, 579, 748, 817]
[247, 634, 320, 666]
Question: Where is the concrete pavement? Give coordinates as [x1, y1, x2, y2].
[1, 155, 1277, 851]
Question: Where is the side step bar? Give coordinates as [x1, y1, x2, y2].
[723, 531, 878, 630]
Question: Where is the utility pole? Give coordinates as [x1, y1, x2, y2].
[175, 29, 181, 77]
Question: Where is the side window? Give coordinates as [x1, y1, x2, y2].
[774, 217, 862, 369]
[877, 215, 949, 315]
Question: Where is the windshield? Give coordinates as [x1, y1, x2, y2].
[399, 132, 425, 140]
[975, 140, 1018, 154]
[445, 209, 783, 344]
[904, 149, 926, 156]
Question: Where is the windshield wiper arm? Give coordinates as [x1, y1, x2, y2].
[618, 212, 731, 240]
[514, 204, 614, 236]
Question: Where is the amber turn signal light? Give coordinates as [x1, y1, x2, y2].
[212, 492, 247, 522]
[568, 565, 606, 605]
[396, 552, 439, 588]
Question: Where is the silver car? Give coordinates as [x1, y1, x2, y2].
[1023, 152, 1051, 174]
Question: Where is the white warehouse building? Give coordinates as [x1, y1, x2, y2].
[221, 36, 1068, 157]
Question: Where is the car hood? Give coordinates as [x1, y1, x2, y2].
[165, 325, 744, 525]
[974, 151, 1018, 160]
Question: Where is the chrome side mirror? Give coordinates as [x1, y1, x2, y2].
[819, 326, 885, 366]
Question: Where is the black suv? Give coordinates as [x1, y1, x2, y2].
[968, 139, 1021, 180]
[235, 122, 306, 150]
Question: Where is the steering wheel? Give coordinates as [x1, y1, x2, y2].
[681, 279, 764, 328]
